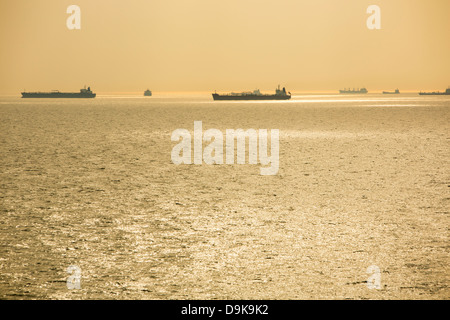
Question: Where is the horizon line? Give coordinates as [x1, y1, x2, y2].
[2, 89, 448, 96]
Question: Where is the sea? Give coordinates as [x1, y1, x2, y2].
[0, 93, 448, 299]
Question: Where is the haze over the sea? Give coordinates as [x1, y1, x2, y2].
[0, 0, 449, 95]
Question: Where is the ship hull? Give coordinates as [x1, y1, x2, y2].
[419, 92, 449, 95]
[383, 92, 400, 94]
[21, 92, 96, 98]
[212, 94, 291, 101]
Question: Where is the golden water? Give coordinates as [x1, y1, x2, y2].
[0, 94, 448, 299]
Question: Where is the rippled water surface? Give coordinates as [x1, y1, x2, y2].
[0, 94, 448, 299]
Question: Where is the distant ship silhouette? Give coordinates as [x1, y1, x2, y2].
[383, 89, 400, 94]
[212, 85, 291, 100]
[419, 87, 450, 95]
[21, 86, 96, 98]
[339, 88, 368, 94]
[144, 89, 152, 96]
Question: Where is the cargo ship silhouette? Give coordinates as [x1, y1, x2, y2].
[383, 89, 400, 94]
[212, 85, 291, 100]
[21, 86, 96, 98]
[339, 88, 368, 94]
[419, 88, 450, 95]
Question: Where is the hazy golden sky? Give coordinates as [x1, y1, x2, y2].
[0, 0, 449, 94]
